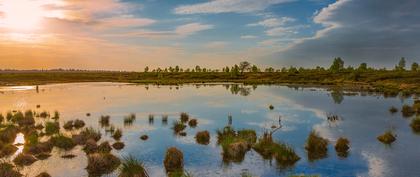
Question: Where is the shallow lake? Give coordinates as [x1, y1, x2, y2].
[0, 82, 418, 177]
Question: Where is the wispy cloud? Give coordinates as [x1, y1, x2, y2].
[175, 23, 213, 36]
[248, 17, 295, 27]
[241, 35, 257, 39]
[204, 41, 229, 49]
[174, 0, 295, 14]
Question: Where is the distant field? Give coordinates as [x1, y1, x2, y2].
[0, 71, 419, 94]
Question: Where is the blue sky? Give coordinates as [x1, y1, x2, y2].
[0, 0, 418, 70]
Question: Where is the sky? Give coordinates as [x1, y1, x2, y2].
[0, 0, 419, 71]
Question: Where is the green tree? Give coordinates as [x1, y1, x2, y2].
[329, 57, 344, 72]
[195, 65, 201, 72]
[239, 61, 251, 73]
[251, 65, 259, 73]
[265, 67, 274, 72]
[396, 57, 406, 71]
[144, 66, 149, 72]
[175, 66, 180, 72]
[358, 63, 367, 71]
[231, 65, 240, 76]
[411, 62, 419, 71]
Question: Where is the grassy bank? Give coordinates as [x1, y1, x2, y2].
[0, 70, 419, 94]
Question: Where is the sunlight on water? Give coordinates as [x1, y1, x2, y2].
[0, 85, 35, 91]
[12, 133, 25, 158]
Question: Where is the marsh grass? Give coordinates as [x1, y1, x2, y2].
[188, 119, 197, 128]
[74, 119, 85, 129]
[162, 115, 169, 125]
[51, 134, 76, 150]
[52, 111, 60, 120]
[305, 130, 329, 161]
[0, 125, 19, 143]
[389, 106, 398, 114]
[0, 144, 18, 157]
[83, 139, 98, 154]
[45, 122, 60, 135]
[195, 131, 210, 145]
[216, 127, 256, 163]
[124, 114, 136, 126]
[112, 128, 123, 141]
[172, 121, 186, 133]
[98, 141, 112, 153]
[164, 147, 184, 173]
[253, 132, 300, 167]
[180, 113, 189, 123]
[119, 155, 149, 177]
[86, 153, 121, 176]
[401, 104, 415, 117]
[410, 116, 420, 133]
[63, 120, 74, 130]
[0, 162, 22, 177]
[335, 137, 350, 158]
[377, 131, 396, 144]
[100, 115, 111, 127]
[13, 153, 38, 166]
[148, 114, 154, 125]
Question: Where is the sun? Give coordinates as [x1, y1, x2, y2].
[0, 0, 45, 30]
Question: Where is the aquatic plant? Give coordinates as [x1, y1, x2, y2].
[0, 114, 4, 123]
[172, 121, 186, 133]
[35, 172, 51, 177]
[112, 128, 123, 141]
[45, 121, 60, 135]
[51, 134, 76, 150]
[112, 142, 125, 150]
[124, 113, 136, 126]
[217, 127, 256, 163]
[305, 130, 329, 161]
[162, 115, 169, 125]
[188, 119, 198, 128]
[24, 141, 53, 156]
[86, 153, 121, 176]
[253, 132, 300, 167]
[179, 132, 187, 136]
[80, 127, 102, 142]
[401, 104, 415, 117]
[73, 119, 85, 129]
[98, 141, 112, 153]
[63, 120, 74, 130]
[83, 139, 98, 154]
[335, 137, 350, 158]
[119, 155, 149, 177]
[52, 111, 60, 120]
[140, 135, 149, 141]
[410, 116, 420, 133]
[13, 153, 38, 166]
[389, 106, 398, 114]
[0, 144, 18, 157]
[0, 162, 22, 177]
[164, 147, 184, 173]
[195, 131, 210, 145]
[105, 125, 116, 134]
[148, 114, 154, 125]
[86, 113, 91, 117]
[269, 105, 274, 110]
[99, 115, 111, 127]
[180, 112, 189, 123]
[6, 112, 13, 121]
[0, 125, 19, 143]
[377, 131, 396, 144]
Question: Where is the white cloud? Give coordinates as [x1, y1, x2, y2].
[174, 0, 295, 14]
[175, 23, 213, 36]
[248, 17, 295, 27]
[204, 41, 228, 49]
[241, 35, 257, 39]
[265, 26, 297, 36]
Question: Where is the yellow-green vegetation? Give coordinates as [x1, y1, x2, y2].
[86, 153, 121, 176]
[164, 147, 184, 174]
[377, 131, 396, 144]
[195, 131, 210, 145]
[401, 104, 415, 117]
[119, 155, 148, 177]
[124, 113, 136, 126]
[305, 130, 329, 161]
[35, 172, 51, 177]
[51, 134, 76, 150]
[0, 162, 22, 177]
[335, 137, 350, 158]
[98, 141, 112, 153]
[45, 121, 60, 135]
[410, 116, 420, 133]
[253, 132, 300, 167]
[172, 121, 186, 133]
[180, 112, 189, 123]
[216, 126, 256, 163]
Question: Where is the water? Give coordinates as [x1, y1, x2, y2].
[0, 82, 418, 177]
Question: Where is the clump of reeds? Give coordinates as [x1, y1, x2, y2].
[13, 153, 38, 166]
[0, 162, 23, 177]
[98, 141, 112, 153]
[410, 116, 420, 133]
[99, 115, 111, 127]
[305, 130, 329, 161]
[124, 113, 136, 126]
[401, 104, 415, 117]
[86, 153, 121, 176]
[253, 132, 300, 167]
[74, 119, 85, 129]
[180, 112, 189, 123]
[35, 172, 51, 177]
[0, 144, 18, 158]
[140, 135, 149, 141]
[164, 147, 184, 173]
[172, 121, 186, 133]
[51, 111, 60, 120]
[217, 127, 256, 163]
[188, 119, 198, 128]
[105, 125, 116, 134]
[51, 134, 76, 150]
[119, 155, 149, 177]
[389, 106, 398, 114]
[81, 127, 102, 142]
[335, 137, 350, 158]
[148, 114, 154, 124]
[83, 139, 98, 154]
[45, 121, 60, 135]
[112, 142, 125, 150]
[63, 120, 74, 130]
[195, 131, 210, 145]
[377, 131, 396, 144]
[112, 128, 123, 141]
[162, 115, 168, 125]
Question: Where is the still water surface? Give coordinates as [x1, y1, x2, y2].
[0, 82, 418, 177]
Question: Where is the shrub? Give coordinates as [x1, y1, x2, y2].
[172, 121, 186, 133]
[45, 122, 60, 135]
[188, 119, 198, 128]
[119, 155, 149, 177]
[51, 134, 76, 150]
[195, 131, 210, 145]
[86, 153, 121, 176]
[180, 113, 189, 123]
[80, 127, 102, 142]
[305, 130, 329, 161]
[410, 117, 420, 133]
[0, 162, 22, 177]
[13, 153, 38, 166]
[112, 142, 125, 150]
[377, 131, 396, 144]
[335, 137, 350, 158]
[217, 127, 255, 163]
[164, 147, 184, 173]
[112, 129, 123, 141]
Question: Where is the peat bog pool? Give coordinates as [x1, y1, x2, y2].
[0, 82, 419, 177]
